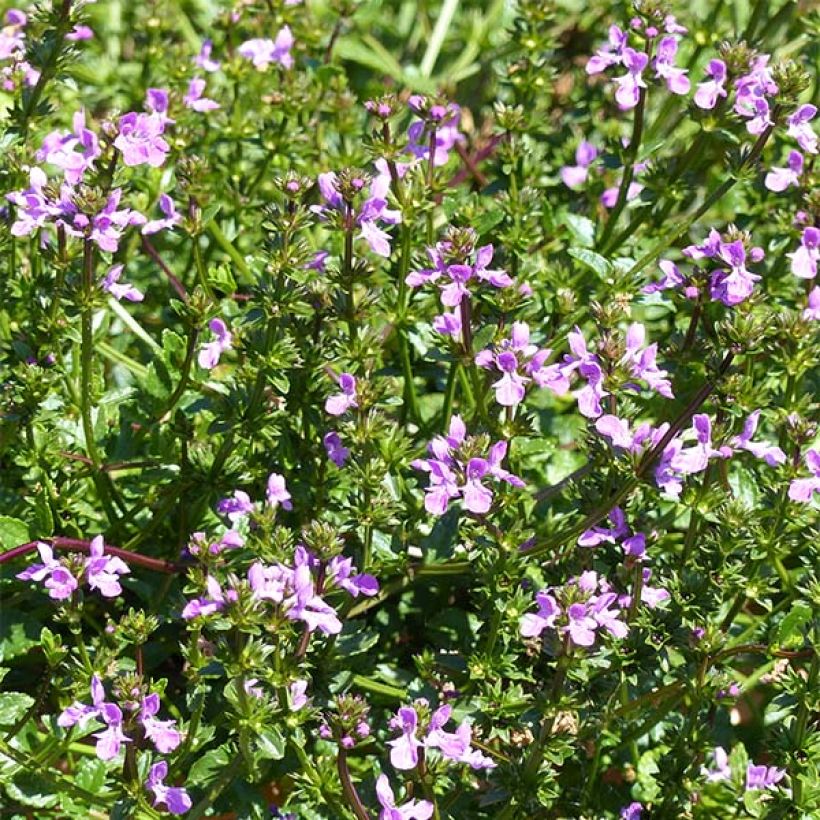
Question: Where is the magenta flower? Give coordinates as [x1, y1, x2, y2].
[266, 472, 293, 510]
[745, 763, 786, 791]
[101, 264, 144, 302]
[693, 59, 727, 110]
[88, 189, 147, 252]
[142, 193, 181, 235]
[653, 36, 689, 95]
[84, 535, 130, 597]
[114, 111, 170, 168]
[730, 411, 786, 467]
[184, 77, 220, 112]
[786, 104, 818, 154]
[198, 318, 232, 369]
[325, 373, 358, 415]
[376, 774, 434, 820]
[475, 321, 569, 408]
[36, 110, 101, 184]
[560, 140, 598, 189]
[16, 542, 78, 600]
[323, 431, 350, 466]
[146, 761, 192, 815]
[764, 150, 803, 192]
[238, 27, 294, 70]
[788, 449, 820, 503]
[412, 416, 524, 516]
[789, 227, 819, 279]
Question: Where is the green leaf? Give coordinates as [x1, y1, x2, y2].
[5, 771, 59, 808]
[256, 725, 286, 760]
[563, 213, 595, 247]
[776, 601, 813, 649]
[188, 743, 233, 787]
[74, 757, 108, 795]
[568, 247, 613, 279]
[0, 692, 34, 725]
[0, 516, 29, 550]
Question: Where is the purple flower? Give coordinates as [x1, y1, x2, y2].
[412, 416, 524, 516]
[146, 761, 192, 815]
[142, 193, 181, 235]
[101, 264, 144, 302]
[786, 104, 818, 154]
[560, 328, 607, 418]
[140, 693, 182, 753]
[622, 322, 674, 399]
[84, 535, 130, 597]
[764, 150, 803, 192]
[586, 25, 628, 75]
[289, 680, 309, 711]
[375, 774, 434, 820]
[654, 36, 689, 95]
[66, 24, 94, 41]
[57, 676, 130, 761]
[803, 286, 820, 321]
[198, 318, 232, 369]
[36, 110, 101, 184]
[405, 100, 463, 166]
[216, 489, 254, 522]
[702, 746, 732, 782]
[620, 803, 642, 820]
[238, 27, 294, 70]
[709, 239, 762, 306]
[730, 411, 786, 466]
[184, 77, 220, 112]
[16, 542, 78, 600]
[520, 590, 559, 638]
[670, 414, 730, 475]
[577, 506, 629, 548]
[195, 39, 221, 72]
[325, 372, 358, 415]
[475, 321, 569, 408]
[560, 140, 598, 189]
[388, 707, 422, 769]
[114, 111, 170, 168]
[266, 472, 293, 510]
[88, 189, 147, 252]
[789, 227, 819, 279]
[694, 59, 727, 109]
[327, 555, 379, 598]
[614, 48, 649, 110]
[323, 431, 350, 466]
[788, 449, 820, 503]
[181, 575, 237, 619]
[746, 763, 786, 791]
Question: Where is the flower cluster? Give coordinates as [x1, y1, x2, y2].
[412, 415, 524, 515]
[17, 536, 129, 600]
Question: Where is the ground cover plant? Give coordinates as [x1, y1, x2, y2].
[0, 0, 818, 816]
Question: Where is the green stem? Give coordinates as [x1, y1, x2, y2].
[441, 359, 460, 429]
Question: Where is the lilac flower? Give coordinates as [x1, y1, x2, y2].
[614, 48, 649, 110]
[643, 259, 689, 295]
[101, 264, 144, 302]
[195, 39, 220, 72]
[746, 763, 786, 791]
[181, 575, 237, 619]
[600, 167, 645, 208]
[520, 590, 559, 637]
[238, 27, 294, 70]
[375, 774, 434, 820]
[412, 416, 524, 516]
[786, 104, 818, 154]
[788, 227, 819, 279]
[406, 237, 512, 310]
[66, 24, 94, 41]
[16, 542, 78, 600]
[88, 189, 147, 252]
[140, 693, 182, 753]
[114, 111, 170, 168]
[142, 194, 181, 235]
[709, 239, 762, 307]
[388, 706, 423, 769]
[84, 535, 130, 597]
[36, 110, 101, 184]
[424, 709, 496, 770]
[560, 140, 598, 189]
[586, 25, 628, 75]
[474, 322, 569, 408]
[325, 373, 358, 415]
[289, 680, 309, 711]
[323, 431, 350, 466]
[198, 318, 232, 369]
[577, 506, 629, 548]
[184, 78, 220, 112]
[560, 328, 607, 418]
[0, 10, 26, 62]
[733, 57, 777, 135]
[764, 150, 804, 192]
[146, 761, 193, 815]
[694, 59, 727, 110]
[326, 556, 379, 598]
[145, 88, 173, 125]
[702, 746, 732, 782]
[653, 36, 689, 95]
[6, 168, 62, 236]
[57, 676, 130, 761]
[730, 411, 786, 467]
[803, 286, 820, 321]
[621, 322, 674, 399]
[670, 414, 730, 475]
[406, 99, 464, 166]
[788, 449, 820, 503]
[620, 802, 643, 819]
[266, 472, 293, 510]
[216, 490, 254, 523]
